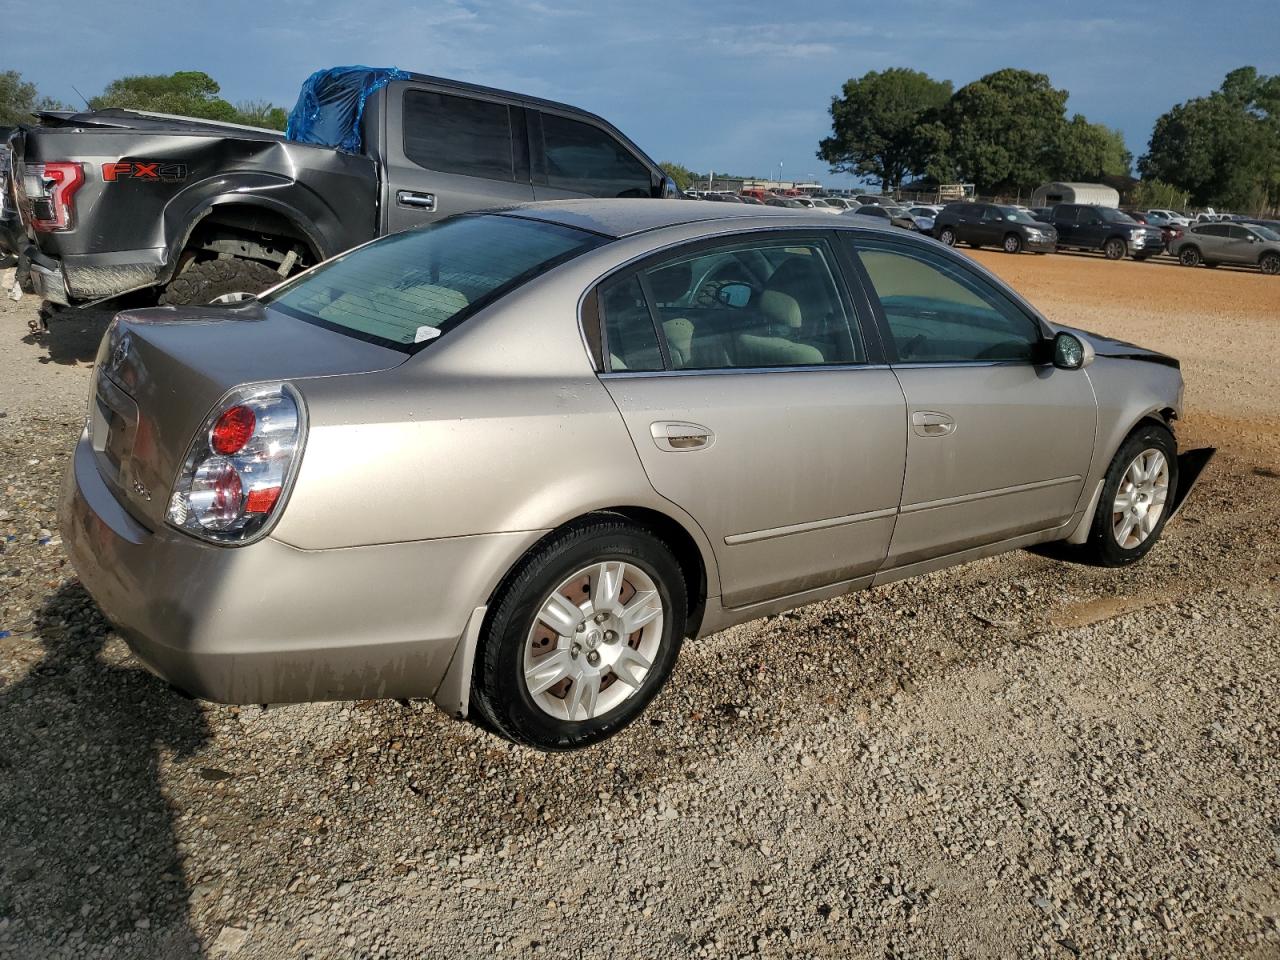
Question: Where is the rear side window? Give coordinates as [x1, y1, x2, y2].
[601, 276, 664, 372]
[540, 113, 652, 198]
[266, 215, 605, 352]
[602, 238, 863, 372]
[852, 241, 1041, 363]
[403, 90, 515, 181]
[1055, 206, 1078, 224]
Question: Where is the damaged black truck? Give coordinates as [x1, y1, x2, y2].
[0, 67, 678, 318]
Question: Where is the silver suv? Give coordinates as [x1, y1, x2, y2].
[1170, 222, 1280, 274]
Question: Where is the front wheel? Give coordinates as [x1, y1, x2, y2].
[471, 518, 687, 750]
[1077, 424, 1179, 567]
[1003, 233, 1023, 254]
[1260, 252, 1280, 275]
[938, 227, 957, 247]
[1178, 246, 1202, 267]
[1104, 238, 1127, 261]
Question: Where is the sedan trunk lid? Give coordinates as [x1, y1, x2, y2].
[90, 302, 408, 530]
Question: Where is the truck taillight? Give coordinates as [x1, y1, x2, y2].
[166, 384, 306, 544]
[25, 161, 85, 232]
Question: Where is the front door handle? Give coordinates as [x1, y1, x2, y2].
[912, 410, 955, 437]
[396, 190, 437, 211]
[650, 421, 714, 452]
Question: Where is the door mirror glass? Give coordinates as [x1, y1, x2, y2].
[716, 282, 753, 308]
[1053, 331, 1092, 370]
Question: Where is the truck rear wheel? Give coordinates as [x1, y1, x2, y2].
[159, 258, 283, 306]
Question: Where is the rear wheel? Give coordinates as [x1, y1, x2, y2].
[938, 227, 957, 247]
[1003, 233, 1023, 254]
[159, 257, 283, 306]
[1104, 237, 1127, 261]
[1260, 252, 1280, 275]
[471, 518, 687, 750]
[1178, 246, 1200, 267]
[1077, 423, 1178, 567]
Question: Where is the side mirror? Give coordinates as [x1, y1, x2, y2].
[716, 282, 752, 308]
[1053, 331, 1094, 370]
[660, 176, 680, 200]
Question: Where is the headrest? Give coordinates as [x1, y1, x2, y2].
[759, 289, 803, 329]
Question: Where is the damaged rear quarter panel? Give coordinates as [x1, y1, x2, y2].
[23, 129, 377, 298]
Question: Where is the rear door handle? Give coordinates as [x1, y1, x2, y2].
[650, 421, 714, 452]
[912, 410, 955, 437]
[396, 190, 436, 211]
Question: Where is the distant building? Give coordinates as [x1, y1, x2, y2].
[1031, 182, 1121, 207]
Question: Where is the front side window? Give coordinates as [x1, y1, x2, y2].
[852, 241, 1042, 363]
[602, 239, 863, 372]
[266, 215, 605, 352]
[402, 90, 515, 181]
[540, 113, 652, 198]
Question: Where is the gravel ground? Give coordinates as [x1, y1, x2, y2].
[0, 255, 1277, 960]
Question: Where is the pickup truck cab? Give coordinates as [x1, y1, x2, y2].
[1048, 204, 1165, 261]
[2, 70, 678, 312]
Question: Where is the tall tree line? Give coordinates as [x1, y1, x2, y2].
[818, 67, 1130, 195]
[0, 69, 288, 130]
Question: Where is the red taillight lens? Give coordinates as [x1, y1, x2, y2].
[211, 405, 256, 455]
[167, 385, 304, 544]
[27, 162, 85, 232]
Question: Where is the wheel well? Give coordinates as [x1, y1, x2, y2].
[487, 508, 709, 638]
[181, 205, 320, 272]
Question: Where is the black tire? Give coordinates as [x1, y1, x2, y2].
[159, 257, 283, 306]
[1260, 252, 1280, 276]
[471, 518, 687, 750]
[938, 226, 957, 247]
[1104, 237, 1127, 261]
[1178, 246, 1201, 267]
[1075, 423, 1179, 568]
[1003, 233, 1023, 254]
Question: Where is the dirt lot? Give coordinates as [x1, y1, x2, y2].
[0, 252, 1277, 960]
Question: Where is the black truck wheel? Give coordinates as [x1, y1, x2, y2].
[1104, 237, 1127, 260]
[159, 258, 283, 306]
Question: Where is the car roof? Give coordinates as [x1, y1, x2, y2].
[496, 198, 887, 239]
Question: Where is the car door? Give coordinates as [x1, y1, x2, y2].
[594, 232, 907, 608]
[1076, 207, 1107, 249]
[531, 110, 658, 201]
[844, 235, 1097, 568]
[1226, 225, 1258, 263]
[1196, 224, 1231, 262]
[1052, 205, 1078, 245]
[977, 205, 1006, 245]
[379, 83, 535, 233]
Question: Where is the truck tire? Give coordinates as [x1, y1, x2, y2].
[1104, 237, 1126, 260]
[159, 258, 283, 306]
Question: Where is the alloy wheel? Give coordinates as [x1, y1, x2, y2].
[523, 561, 665, 722]
[1112, 449, 1170, 550]
[940, 228, 956, 246]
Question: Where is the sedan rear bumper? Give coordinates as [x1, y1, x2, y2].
[61, 432, 541, 704]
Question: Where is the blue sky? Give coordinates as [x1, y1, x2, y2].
[4, 0, 1277, 187]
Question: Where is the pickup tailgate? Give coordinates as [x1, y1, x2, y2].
[90, 303, 407, 530]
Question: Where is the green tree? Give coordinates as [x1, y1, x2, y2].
[1140, 67, 1280, 211]
[659, 161, 696, 191]
[1056, 116, 1132, 181]
[939, 69, 1069, 194]
[1130, 178, 1189, 211]
[235, 100, 289, 131]
[818, 68, 953, 191]
[0, 69, 69, 126]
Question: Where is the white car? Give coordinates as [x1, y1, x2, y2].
[1146, 209, 1191, 227]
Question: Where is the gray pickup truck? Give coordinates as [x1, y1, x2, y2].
[0, 69, 678, 314]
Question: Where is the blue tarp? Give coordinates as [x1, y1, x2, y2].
[286, 66, 408, 154]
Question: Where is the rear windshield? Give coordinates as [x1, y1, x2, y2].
[265, 215, 606, 352]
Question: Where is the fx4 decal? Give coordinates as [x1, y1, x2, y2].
[102, 161, 188, 183]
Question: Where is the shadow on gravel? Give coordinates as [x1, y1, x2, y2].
[20, 308, 114, 366]
[0, 583, 208, 957]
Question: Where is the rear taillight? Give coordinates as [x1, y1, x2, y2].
[166, 384, 306, 544]
[24, 161, 85, 232]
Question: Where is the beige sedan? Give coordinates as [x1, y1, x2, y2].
[61, 200, 1209, 750]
